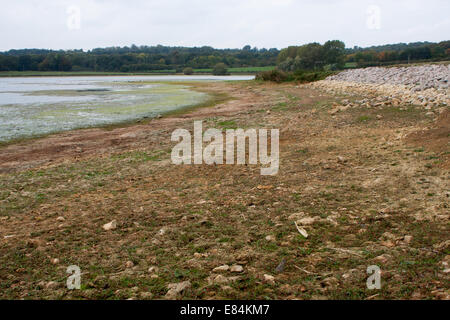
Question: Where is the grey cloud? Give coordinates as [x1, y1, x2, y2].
[0, 0, 448, 51]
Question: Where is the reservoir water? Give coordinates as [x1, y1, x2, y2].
[0, 75, 253, 142]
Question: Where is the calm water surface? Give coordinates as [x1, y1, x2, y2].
[0, 75, 254, 142]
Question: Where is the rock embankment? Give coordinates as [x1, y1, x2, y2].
[327, 64, 449, 91]
[311, 64, 449, 110]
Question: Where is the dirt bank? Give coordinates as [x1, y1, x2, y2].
[0, 80, 448, 300]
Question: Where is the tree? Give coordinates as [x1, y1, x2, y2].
[212, 63, 228, 75]
[322, 40, 345, 68]
[183, 67, 194, 75]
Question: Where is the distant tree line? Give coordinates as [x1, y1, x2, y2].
[344, 41, 450, 67]
[1, 41, 448, 73]
[276, 40, 450, 72]
[277, 40, 346, 71]
[257, 40, 449, 83]
[0, 45, 279, 72]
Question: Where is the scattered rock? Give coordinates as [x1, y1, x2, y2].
[275, 258, 286, 273]
[264, 274, 275, 283]
[257, 185, 273, 190]
[210, 274, 241, 285]
[403, 235, 413, 244]
[148, 266, 159, 273]
[213, 265, 230, 272]
[265, 235, 276, 242]
[321, 277, 338, 289]
[336, 156, 347, 164]
[230, 265, 244, 273]
[102, 220, 117, 231]
[125, 261, 134, 268]
[288, 212, 305, 221]
[152, 238, 161, 245]
[119, 132, 137, 139]
[294, 221, 309, 238]
[374, 254, 390, 264]
[140, 292, 154, 299]
[45, 281, 59, 289]
[213, 275, 229, 284]
[380, 240, 396, 248]
[165, 281, 191, 299]
[297, 217, 317, 225]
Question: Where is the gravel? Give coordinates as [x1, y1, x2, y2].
[327, 64, 449, 91]
[310, 64, 449, 110]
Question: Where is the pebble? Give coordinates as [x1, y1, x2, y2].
[213, 265, 230, 272]
[374, 254, 390, 264]
[148, 266, 159, 273]
[213, 275, 229, 284]
[102, 220, 117, 231]
[403, 235, 413, 244]
[165, 281, 191, 299]
[45, 281, 59, 289]
[275, 258, 286, 273]
[230, 265, 244, 273]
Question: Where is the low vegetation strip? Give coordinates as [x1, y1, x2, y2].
[255, 69, 334, 83]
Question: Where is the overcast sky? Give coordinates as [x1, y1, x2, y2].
[0, 0, 449, 51]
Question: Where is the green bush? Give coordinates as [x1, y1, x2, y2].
[256, 69, 332, 83]
[212, 63, 228, 75]
[255, 69, 289, 83]
[183, 67, 194, 75]
[291, 70, 333, 82]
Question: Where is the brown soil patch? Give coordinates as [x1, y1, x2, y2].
[406, 110, 450, 168]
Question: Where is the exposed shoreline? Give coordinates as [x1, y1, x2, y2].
[0, 77, 449, 299]
[0, 81, 236, 147]
[0, 81, 247, 172]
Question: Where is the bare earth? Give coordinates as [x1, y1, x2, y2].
[0, 80, 448, 300]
